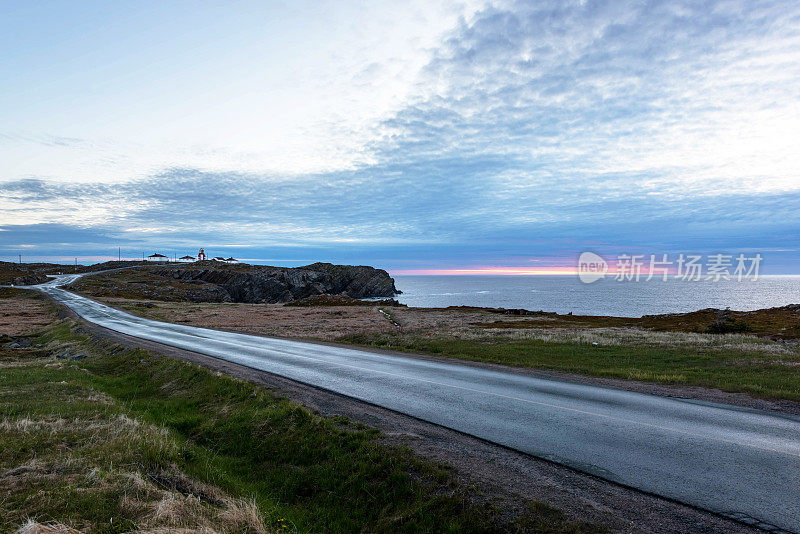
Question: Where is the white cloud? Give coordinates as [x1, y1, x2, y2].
[381, 0, 800, 198]
[2, 0, 799, 258]
[1, 0, 487, 183]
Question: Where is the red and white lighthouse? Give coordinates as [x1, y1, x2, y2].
[197, 248, 207, 261]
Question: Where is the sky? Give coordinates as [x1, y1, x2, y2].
[1, 0, 799, 274]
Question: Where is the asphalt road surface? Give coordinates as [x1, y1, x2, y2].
[32, 275, 800, 532]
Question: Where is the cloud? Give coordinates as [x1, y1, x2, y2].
[1, 0, 799, 269]
[403, 1, 799, 190]
[0, 223, 121, 247]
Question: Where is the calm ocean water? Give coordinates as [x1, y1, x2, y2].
[391, 275, 800, 317]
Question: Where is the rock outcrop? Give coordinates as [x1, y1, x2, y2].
[147, 262, 400, 304]
[0, 262, 54, 285]
[286, 294, 405, 307]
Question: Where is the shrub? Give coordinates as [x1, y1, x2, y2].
[706, 318, 752, 334]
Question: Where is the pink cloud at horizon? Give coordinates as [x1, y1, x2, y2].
[389, 266, 580, 276]
[390, 262, 683, 276]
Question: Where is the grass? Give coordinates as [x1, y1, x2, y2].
[469, 304, 800, 340]
[0, 317, 600, 533]
[0, 341, 270, 533]
[338, 331, 800, 401]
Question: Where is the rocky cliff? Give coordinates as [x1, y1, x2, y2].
[135, 262, 400, 303]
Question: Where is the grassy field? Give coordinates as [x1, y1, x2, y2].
[339, 331, 800, 401]
[0, 313, 599, 532]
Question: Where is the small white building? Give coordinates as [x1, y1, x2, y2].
[147, 253, 168, 262]
[178, 255, 195, 263]
[212, 256, 226, 262]
[225, 257, 239, 264]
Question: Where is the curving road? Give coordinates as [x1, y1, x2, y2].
[33, 275, 800, 532]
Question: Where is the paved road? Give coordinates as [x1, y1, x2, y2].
[34, 275, 800, 532]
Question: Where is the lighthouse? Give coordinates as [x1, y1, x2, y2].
[197, 248, 207, 261]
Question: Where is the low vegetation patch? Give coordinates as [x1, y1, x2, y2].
[286, 294, 404, 307]
[705, 316, 752, 334]
[66, 268, 231, 303]
[0, 312, 598, 532]
[0, 287, 59, 337]
[470, 304, 800, 340]
[0, 341, 270, 533]
[338, 331, 800, 401]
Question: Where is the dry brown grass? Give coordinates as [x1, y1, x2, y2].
[0, 288, 58, 336]
[0, 361, 274, 534]
[99, 298, 398, 340]
[3, 411, 273, 533]
[445, 324, 796, 354]
[16, 520, 82, 534]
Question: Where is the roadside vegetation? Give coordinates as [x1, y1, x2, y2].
[0, 290, 599, 533]
[73, 290, 800, 402]
[339, 330, 800, 401]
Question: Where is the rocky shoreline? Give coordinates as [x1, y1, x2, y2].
[66, 261, 400, 304]
[150, 262, 400, 303]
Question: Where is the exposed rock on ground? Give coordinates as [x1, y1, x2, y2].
[0, 260, 152, 286]
[286, 294, 404, 307]
[0, 262, 54, 285]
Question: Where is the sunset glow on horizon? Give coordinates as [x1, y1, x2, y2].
[390, 267, 580, 276]
[391, 259, 687, 276]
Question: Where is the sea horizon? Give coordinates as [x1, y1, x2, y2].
[390, 274, 800, 317]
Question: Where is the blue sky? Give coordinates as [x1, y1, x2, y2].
[1, 0, 799, 273]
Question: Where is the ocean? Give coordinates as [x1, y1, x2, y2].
[390, 275, 800, 317]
